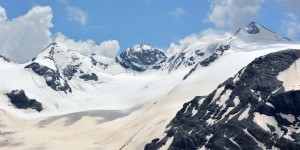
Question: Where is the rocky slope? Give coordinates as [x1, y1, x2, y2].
[145, 50, 300, 150]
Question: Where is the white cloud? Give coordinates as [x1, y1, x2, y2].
[0, 5, 120, 62]
[97, 40, 120, 58]
[66, 6, 87, 26]
[54, 32, 120, 58]
[0, 6, 53, 63]
[0, 6, 7, 22]
[281, 13, 300, 39]
[169, 7, 186, 18]
[167, 29, 231, 55]
[207, 0, 264, 29]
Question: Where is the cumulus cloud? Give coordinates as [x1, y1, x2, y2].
[0, 6, 7, 22]
[207, 0, 264, 29]
[169, 7, 186, 18]
[281, 13, 300, 39]
[54, 32, 120, 57]
[0, 6, 53, 63]
[66, 6, 87, 26]
[0, 5, 120, 62]
[167, 29, 231, 56]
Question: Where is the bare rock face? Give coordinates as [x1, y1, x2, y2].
[145, 50, 300, 150]
[6, 89, 43, 112]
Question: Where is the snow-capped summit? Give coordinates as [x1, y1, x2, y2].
[241, 21, 262, 34]
[125, 44, 157, 52]
[231, 22, 291, 43]
[116, 44, 167, 72]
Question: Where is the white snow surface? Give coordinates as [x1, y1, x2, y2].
[0, 32, 299, 149]
[277, 58, 300, 91]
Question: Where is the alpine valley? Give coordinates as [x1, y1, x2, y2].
[0, 22, 300, 150]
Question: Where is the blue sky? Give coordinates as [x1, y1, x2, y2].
[0, 0, 300, 62]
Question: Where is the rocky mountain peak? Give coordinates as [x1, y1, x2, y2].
[116, 44, 167, 72]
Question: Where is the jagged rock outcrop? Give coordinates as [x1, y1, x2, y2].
[146, 49, 300, 150]
[25, 62, 71, 93]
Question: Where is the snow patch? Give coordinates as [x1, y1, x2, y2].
[192, 107, 198, 116]
[277, 58, 300, 91]
[238, 104, 251, 121]
[280, 113, 295, 123]
[233, 96, 240, 106]
[265, 102, 274, 108]
[216, 90, 232, 109]
[253, 113, 283, 137]
[212, 86, 225, 101]
[243, 129, 267, 149]
[184, 103, 191, 114]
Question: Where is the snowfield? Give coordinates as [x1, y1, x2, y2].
[0, 22, 300, 149]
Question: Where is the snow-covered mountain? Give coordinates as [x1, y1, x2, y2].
[0, 22, 300, 149]
[166, 22, 292, 73]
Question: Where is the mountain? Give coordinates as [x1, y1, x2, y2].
[116, 44, 167, 72]
[165, 22, 292, 73]
[145, 50, 300, 150]
[0, 22, 299, 149]
[231, 22, 291, 43]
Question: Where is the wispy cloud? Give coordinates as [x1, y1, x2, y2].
[207, 0, 264, 29]
[66, 6, 87, 26]
[281, 13, 300, 39]
[169, 7, 186, 18]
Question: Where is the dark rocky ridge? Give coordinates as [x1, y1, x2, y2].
[0, 55, 12, 63]
[183, 45, 230, 80]
[25, 62, 71, 93]
[116, 45, 167, 72]
[145, 49, 300, 150]
[200, 45, 230, 67]
[6, 89, 43, 112]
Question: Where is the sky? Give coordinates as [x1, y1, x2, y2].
[0, 0, 300, 62]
